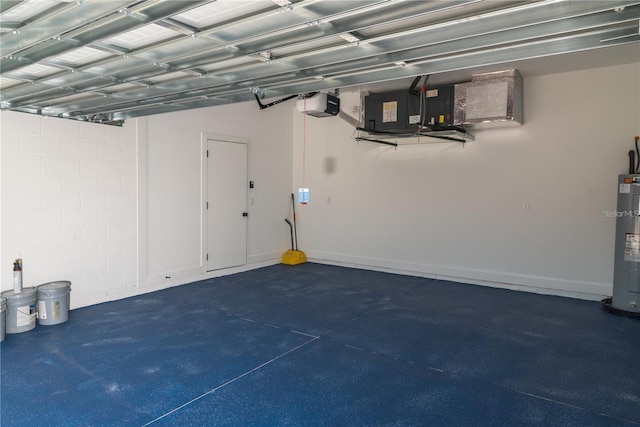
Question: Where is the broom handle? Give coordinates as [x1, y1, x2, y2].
[284, 219, 294, 250]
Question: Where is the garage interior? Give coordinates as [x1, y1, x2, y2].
[1, 0, 639, 425]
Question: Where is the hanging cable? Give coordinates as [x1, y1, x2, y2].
[418, 86, 424, 132]
[419, 75, 430, 132]
[408, 75, 422, 96]
[254, 93, 298, 110]
[302, 98, 307, 190]
[635, 136, 640, 173]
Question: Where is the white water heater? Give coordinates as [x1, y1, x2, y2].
[612, 174, 640, 314]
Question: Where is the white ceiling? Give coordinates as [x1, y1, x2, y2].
[0, 0, 638, 125]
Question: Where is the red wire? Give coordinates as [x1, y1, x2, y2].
[302, 98, 306, 189]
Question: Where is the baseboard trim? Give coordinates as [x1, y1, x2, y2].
[73, 258, 281, 309]
[305, 250, 611, 301]
[71, 251, 611, 309]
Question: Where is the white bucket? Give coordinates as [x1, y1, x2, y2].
[37, 281, 71, 326]
[1, 296, 6, 342]
[1, 287, 37, 334]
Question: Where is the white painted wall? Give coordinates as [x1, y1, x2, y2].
[140, 101, 293, 291]
[292, 62, 640, 300]
[1, 100, 293, 308]
[1, 62, 637, 308]
[0, 113, 138, 307]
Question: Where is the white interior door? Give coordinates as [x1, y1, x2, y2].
[206, 139, 248, 271]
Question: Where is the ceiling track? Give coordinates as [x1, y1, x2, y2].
[0, 1, 631, 78]
[75, 25, 640, 121]
[0, 0, 436, 95]
[4, 1, 635, 107]
[0, 1, 23, 15]
[0, 0, 638, 123]
[0, 1, 210, 71]
[23, 7, 640, 116]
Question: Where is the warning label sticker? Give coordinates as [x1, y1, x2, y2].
[52, 301, 60, 319]
[408, 115, 421, 124]
[38, 300, 46, 319]
[625, 233, 640, 262]
[17, 304, 36, 327]
[620, 183, 631, 194]
[382, 101, 398, 123]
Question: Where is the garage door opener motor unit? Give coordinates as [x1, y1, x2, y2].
[296, 92, 340, 118]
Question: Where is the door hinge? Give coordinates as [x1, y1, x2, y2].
[206, 150, 209, 157]
[206, 202, 209, 209]
[206, 253, 209, 261]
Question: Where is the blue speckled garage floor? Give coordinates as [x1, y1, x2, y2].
[1, 263, 639, 426]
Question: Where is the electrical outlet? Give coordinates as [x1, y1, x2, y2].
[522, 202, 529, 212]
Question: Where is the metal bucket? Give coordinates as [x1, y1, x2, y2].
[1, 287, 37, 334]
[0, 296, 6, 342]
[37, 281, 71, 326]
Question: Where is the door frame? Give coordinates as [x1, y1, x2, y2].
[201, 131, 250, 271]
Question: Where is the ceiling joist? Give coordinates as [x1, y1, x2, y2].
[0, 0, 638, 124]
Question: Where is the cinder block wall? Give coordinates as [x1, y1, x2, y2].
[1, 112, 137, 307]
